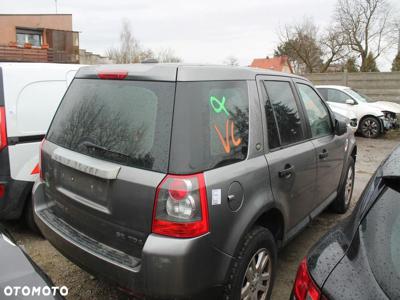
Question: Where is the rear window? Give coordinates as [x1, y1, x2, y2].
[47, 79, 175, 173]
[169, 81, 249, 174]
[361, 185, 400, 299]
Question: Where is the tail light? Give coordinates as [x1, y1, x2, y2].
[293, 258, 326, 300]
[39, 139, 45, 180]
[0, 184, 5, 198]
[0, 106, 7, 151]
[97, 70, 128, 80]
[31, 139, 45, 180]
[152, 173, 209, 238]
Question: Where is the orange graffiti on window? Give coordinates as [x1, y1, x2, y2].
[214, 119, 242, 154]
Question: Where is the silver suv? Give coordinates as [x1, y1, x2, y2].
[33, 64, 357, 299]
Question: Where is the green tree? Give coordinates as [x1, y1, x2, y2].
[362, 52, 379, 72]
[392, 53, 400, 71]
[344, 57, 359, 72]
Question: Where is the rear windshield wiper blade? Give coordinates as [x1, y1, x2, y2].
[81, 141, 132, 160]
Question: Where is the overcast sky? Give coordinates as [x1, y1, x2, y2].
[1, 0, 399, 70]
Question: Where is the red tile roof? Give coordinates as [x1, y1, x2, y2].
[250, 56, 293, 73]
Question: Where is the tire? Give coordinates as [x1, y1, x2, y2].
[332, 157, 355, 214]
[224, 226, 277, 300]
[359, 116, 381, 138]
[23, 195, 41, 235]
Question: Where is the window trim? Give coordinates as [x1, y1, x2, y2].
[255, 75, 310, 153]
[293, 79, 335, 140]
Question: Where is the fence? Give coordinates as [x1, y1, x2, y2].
[0, 45, 79, 64]
[0, 45, 48, 62]
[304, 71, 400, 104]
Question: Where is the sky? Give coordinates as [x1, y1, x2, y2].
[1, 0, 399, 70]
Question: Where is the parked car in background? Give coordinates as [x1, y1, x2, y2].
[291, 144, 400, 300]
[33, 64, 356, 299]
[0, 223, 64, 299]
[0, 63, 82, 231]
[316, 85, 400, 138]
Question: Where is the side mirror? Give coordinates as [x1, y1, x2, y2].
[345, 99, 355, 105]
[335, 119, 348, 136]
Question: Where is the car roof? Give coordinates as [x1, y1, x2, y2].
[75, 63, 309, 82]
[315, 85, 350, 90]
[381, 145, 400, 179]
[0, 62, 83, 70]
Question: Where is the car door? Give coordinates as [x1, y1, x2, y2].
[323, 88, 353, 114]
[257, 76, 317, 236]
[295, 81, 345, 213]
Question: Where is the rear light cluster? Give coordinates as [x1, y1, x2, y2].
[0, 184, 5, 198]
[0, 106, 7, 151]
[293, 258, 326, 300]
[39, 139, 45, 180]
[31, 139, 45, 179]
[152, 173, 209, 238]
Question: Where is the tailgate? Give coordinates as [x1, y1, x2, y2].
[41, 141, 165, 257]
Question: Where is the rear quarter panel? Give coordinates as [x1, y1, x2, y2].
[204, 80, 273, 256]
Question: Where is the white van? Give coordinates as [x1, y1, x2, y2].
[0, 63, 82, 229]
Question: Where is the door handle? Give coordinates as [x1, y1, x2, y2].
[279, 164, 294, 178]
[319, 149, 329, 159]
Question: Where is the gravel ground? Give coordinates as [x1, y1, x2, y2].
[4, 131, 400, 300]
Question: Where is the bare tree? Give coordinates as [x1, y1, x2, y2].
[223, 56, 239, 66]
[335, 0, 395, 71]
[106, 21, 182, 64]
[277, 18, 347, 73]
[320, 27, 348, 72]
[106, 20, 143, 64]
[157, 48, 182, 63]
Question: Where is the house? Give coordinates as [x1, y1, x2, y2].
[0, 14, 79, 63]
[250, 56, 293, 74]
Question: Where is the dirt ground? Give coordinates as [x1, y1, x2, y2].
[4, 131, 400, 300]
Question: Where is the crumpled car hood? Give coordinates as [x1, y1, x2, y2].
[369, 101, 400, 113]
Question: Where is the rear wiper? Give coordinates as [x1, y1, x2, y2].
[82, 141, 132, 160]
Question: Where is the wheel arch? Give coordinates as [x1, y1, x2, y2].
[253, 208, 285, 246]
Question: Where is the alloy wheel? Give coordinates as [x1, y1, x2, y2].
[361, 119, 379, 137]
[344, 166, 354, 207]
[241, 248, 272, 300]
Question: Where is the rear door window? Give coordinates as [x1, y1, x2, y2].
[263, 81, 305, 146]
[327, 89, 349, 103]
[317, 88, 328, 100]
[47, 79, 175, 173]
[169, 81, 249, 174]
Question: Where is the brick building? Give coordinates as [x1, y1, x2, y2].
[0, 14, 79, 63]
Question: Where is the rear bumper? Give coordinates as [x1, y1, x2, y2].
[33, 182, 231, 299]
[0, 146, 32, 219]
[0, 175, 32, 220]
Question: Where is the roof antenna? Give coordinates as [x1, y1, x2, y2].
[54, 0, 58, 14]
